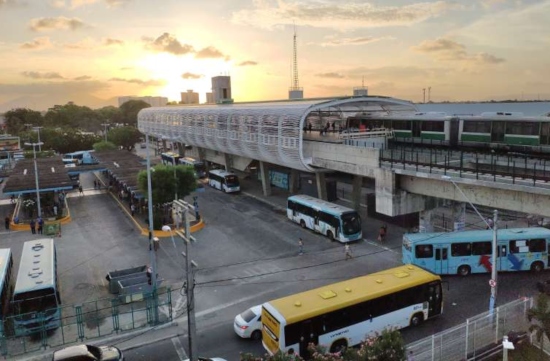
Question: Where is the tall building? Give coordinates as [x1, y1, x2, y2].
[118, 96, 168, 107]
[205, 92, 214, 104]
[212, 76, 233, 104]
[180, 90, 199, 104]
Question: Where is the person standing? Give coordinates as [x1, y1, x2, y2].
[298, 238, 304, 255]
[78, 185, 84, 196]
[130, 204, 136, 217]
[37, 217, 44, 235]
[4, 216, 10, 231]
[378, 224, 387, 242]
[30, 218, 36, 234]
[345, 244, 353, 260]
[407, 350, 415, 361]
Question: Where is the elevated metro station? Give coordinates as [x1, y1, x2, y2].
[138, 95, 550, 230]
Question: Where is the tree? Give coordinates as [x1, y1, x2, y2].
[527, 292, 550, 358]
[137, 165, 197, 229]
[4, 108, 43, 134]
[108, 126, 143, 151]
[119, 100, 151, 127]
[93, 140, 117, 152]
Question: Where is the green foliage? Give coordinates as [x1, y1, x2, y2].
[93, 140, 117, 152]
[119, 100, 151, 127]
[4, 108, 43, 134]
[43, 102, 101, 131]
[527, 293, 550, 355]
[240, 329, 406, 361]
[108, 126, 143, 151]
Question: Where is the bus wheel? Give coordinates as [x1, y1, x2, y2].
[531, 261, 544, 273]
[327, 231, 334, 241]
[300, 220, 306, 228]
[458, 265, 471, 277]
[251, 330, 262, 340]
[330, 339, 348, 353]
[410, 313, 424, 327]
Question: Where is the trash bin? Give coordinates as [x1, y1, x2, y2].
[106, 265, 148, 294]
[117, 277, 164, 304]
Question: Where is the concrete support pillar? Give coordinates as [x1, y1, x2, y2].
[316, 172, 327, 201]
[223, 153, 231, 171]
[289, 169, 299, 194]
[419, 210, 434, 233]
[162, 139, 167, 151]
[259, 161, 272, 196]
[451, 201, 466, 231]
[352, 175, 362, 212]
[176, 143, 185, 157]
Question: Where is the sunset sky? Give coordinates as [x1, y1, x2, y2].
[0, 0, 549, 110]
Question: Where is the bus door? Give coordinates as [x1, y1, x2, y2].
[312, 210, 320, 232]
[434, 245, 449, 274]
[298, 320, 318, 359]
[427, 283, 443, 317]
[498, 244, 508, 271]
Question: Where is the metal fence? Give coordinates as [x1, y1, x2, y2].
[0, 287, 173, 358]
[407, 297, 533, 361]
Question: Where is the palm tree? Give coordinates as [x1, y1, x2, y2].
[527, 292, 550, 359]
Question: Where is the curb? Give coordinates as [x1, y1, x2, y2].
[241, 191, 286, 213]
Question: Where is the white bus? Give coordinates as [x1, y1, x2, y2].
[11, 239, 61, 336]
[287, 195, 362, 243]
[208, 169, 240, 193]
[179, 157, 207, 178]
[262, 265, 443, 358]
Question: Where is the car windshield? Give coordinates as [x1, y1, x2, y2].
[240, 308, 258, 323]
[341, 212, 362, 235]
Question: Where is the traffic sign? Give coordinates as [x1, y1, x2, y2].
[489, 279, 497, 288]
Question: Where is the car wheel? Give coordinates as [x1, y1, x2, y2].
[458, 265, 471, 277]
[251, 330, 262, 340]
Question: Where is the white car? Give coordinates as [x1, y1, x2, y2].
[234, 305, 262, 340]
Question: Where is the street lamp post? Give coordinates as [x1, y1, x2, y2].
[24, 142, 44, 217]
[145, 134, 159, 324]
[101, 123, 109, 142]
[33, 127, 43, 152]
[442, 176, 498, 313]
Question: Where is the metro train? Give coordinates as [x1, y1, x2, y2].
[346, 111, 550, 154]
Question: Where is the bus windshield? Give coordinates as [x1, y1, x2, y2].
[341, 212, 361, 235]
[225, 175, 239, 187]
[13, 289, 57, 316]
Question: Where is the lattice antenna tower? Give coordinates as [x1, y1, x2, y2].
[292, 24, 299, 90]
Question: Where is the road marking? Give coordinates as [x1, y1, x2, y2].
[363, 238, 398, 254]
[172, 336, 187, 361]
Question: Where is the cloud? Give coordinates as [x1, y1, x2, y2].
[74, 75, 92, 80]
[49, 0, 66, 8]
[316, 72, 345, 79]
[119, 66, 132, 70]
[237, 60, 258, 66]
[0, 80, 108, 96]
[481, 0, 506, 8]
[103, 38, 124, 46]
[181, 72, 203, 80]
[0, 0, 22, 8]
[105, 0, 131, 6]
[20, 37, 52, 50]
[319, 35, 393, 47]
[195, 46, 225, 59]
[231, 0, 462, 30]
[29, 16, 86, 32]
[109, 77, 165, 86]
[21, 71, 64, 79]
[412, 38, 505, 65]
[144, 33, 194, 55]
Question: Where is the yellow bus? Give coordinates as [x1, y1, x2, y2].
[261, 265, 442, 358]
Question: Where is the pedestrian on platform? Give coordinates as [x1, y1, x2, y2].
[78, 185, 84, 196]
[378, 224, 387, 242]
[37, 217, 43, 234]
[130, 204, 136, 217]
[4, 216, 10, 231]
[298, 238, 304, 255]
[30, 219, 36, 234]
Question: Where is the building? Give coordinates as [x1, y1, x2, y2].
[118, 96, 168, 107]
[353, 86, 368, 96]
[212, 76, 233, 104]
[180, 90, 199, 105]
[205, 92, 214, 104]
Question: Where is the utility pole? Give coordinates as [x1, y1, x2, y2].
[490, 210, 498, 314]
[33, 127, 43, 152]
[428, 87, 431, 102]
[175, 200, 198, 361]
[101, 123, 110, 142]
[145, 134, 159, 324]
[422, 88, 426, 103]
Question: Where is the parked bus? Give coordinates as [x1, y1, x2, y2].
[179, 157, 206, 178]
[402, 227, 550, 276]
[208, 169, 240, 193]
[0, 249, 14, 336]
[262, 265, 443, 358]
[11, 239, 61, 336]
[286, 195, 362, 243]
[160, 152, 181, 166]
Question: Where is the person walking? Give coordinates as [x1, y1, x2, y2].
[378, 224, 387, 242]
[407, 350, 415, 361]
[345, 243, 353, 260]
[298, 238, 304, 255]
[93, 180, 97, 189]
[130, 204, 136, 217]
[37, 217, 44, 235]
[30, 218, 36, 234]
[4, 216, 10, 231]
[78, 185, 84, 196]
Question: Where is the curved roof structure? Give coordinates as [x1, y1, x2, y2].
[138, 96, 417, 171]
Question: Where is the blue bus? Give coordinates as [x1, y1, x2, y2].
[287, 195, 362, 243]
[402, 227, 550, 276]
[160, 152, 181, 166]
[11, 239, 61, 336]
[63, 150, 95, 165]
[0, 249, 14, 336]
[179, 157, 206, 178]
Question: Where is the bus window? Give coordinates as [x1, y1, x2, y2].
[415, 245, 433, 259]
